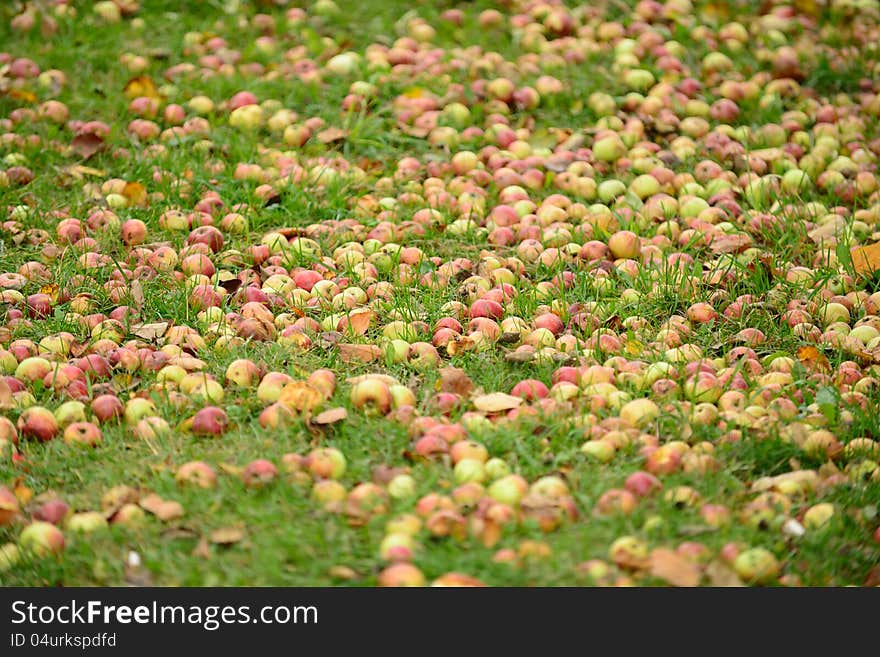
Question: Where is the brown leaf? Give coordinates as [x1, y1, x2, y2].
[278, 381, 324, 412]
[131, 322, 168, 341]
[328, 565, 359, 580]
[0, 378, 14, 410]
[129, 279, 145, 310]
[337, 343, 382, 363]
[797, 345, 830, 373]
[708, 233, 753, 255]
[705, 561, 745, 587]
[337, 309, 375, 336]
[649, 548, 701, 587]
[122, 182, 148, 208]
[218, 463, 243, 477]
[209, 527, 245, 545]
[472, 393, 523, 413]
[312, 407, 347, 425]
[316, 127, 348, 144]
[192, 538, 211, 560]
[437, 367, 473, 396]
[851, 242, 880, 277]
[71, 133, 105, 160]
[504, 350, 536, 363]
[123, 75, 163, 101]
[155, 501, 184, 521]
[138, 493, 164, 515]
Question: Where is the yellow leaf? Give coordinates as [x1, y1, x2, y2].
[123, 75, 163, 101]
[851, 242, 880, 277]
[122, 182, 148, 207]
[39, 283, 59, 303]
[472, 393, 522, 413]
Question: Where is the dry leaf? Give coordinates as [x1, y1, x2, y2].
[337, 343, 383, 363]
[346, 374, 399, 386]
[71, 133, 105, 159]
[708, 233, 753, 254]
[472, 393, 523, 413]
[218, 463, 243, 477]
[156, 501, 184, 521]
[851, 242, 880, 276]
[122, 182, 148, 207]
[0, 379, 14, 410]
[338, 309, 375, 336]
[316, 127, 348, 144]
[649, 548, 702, 587]
[278, 381, 324, 412]
[138, 493, 164, 515]
[39, 283, 59, 302]
[129, 280, 145, 310]
[328, 565, 359, 580]
[504, 350, 536, 363]
[312, 407, 347, 425]
[209, 527, 245, 545]
[437, 367, 473, 396]
[705, 561, 745, 587]
[797, 345, 830, 373]
[131, 322, 168, 340]
[124, 75, 163, 101]
[192, 538, 211, 560]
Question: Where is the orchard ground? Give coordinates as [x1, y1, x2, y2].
[1, 0, 880, 587]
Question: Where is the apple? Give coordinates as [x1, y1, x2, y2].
[91, 394, 124, 423]
[0, 486, 20, 526]
[242, 459, 278, 487]
[191, 406, 229, 436]
[62, 421, 103, 447]
[65, 511, 108, 533]
[17, 406, 59, 442]
[176, 461, 217, 488]
[19, 521, 65, 557]
[377, 563, 425, 587]
[305, 448, 346, 480]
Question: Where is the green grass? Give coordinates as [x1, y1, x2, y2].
[0, 0, 879, 587]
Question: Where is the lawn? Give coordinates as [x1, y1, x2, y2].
[0, 0, 879, 587]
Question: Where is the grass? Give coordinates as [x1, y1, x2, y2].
[0, 0, 879, 587]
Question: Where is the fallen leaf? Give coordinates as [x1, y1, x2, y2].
[209, 527, 245, 545]
[123, 75, 163, 101]
[337, 308, 375, 336]
[705, 561, 746, 587]
[138, 493, 164, 515]
[312, 407, 347, 425]
[851, 242, 880, 276]
[39, 283, 59, 302]
[316, 127, 348, 144]
[0, 379, 14, 409]
[472, 393, 523, 413]
[337, 343, 383, 363]
[708, 233, 753, 255]
[218, 463, 243, 477]
[797, 345, 830, 372]
[5, 89, 37, 103]
[14, 484, 33, 505]
[437, 367, 473, 396]
[71, 133, 105, 160]
[155, 501, 184, 521]
[122, 182, 148, 208]
[504, 350, 536, 363]
[328, 565, 359, 580]
[192, 538, 211, 559]
[346, 374, 400, 386]
[129, 280, 145, 310]
[649, 548, 701, 587]
[278, 381, 324, 412]
[131, 322, 168, 341]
